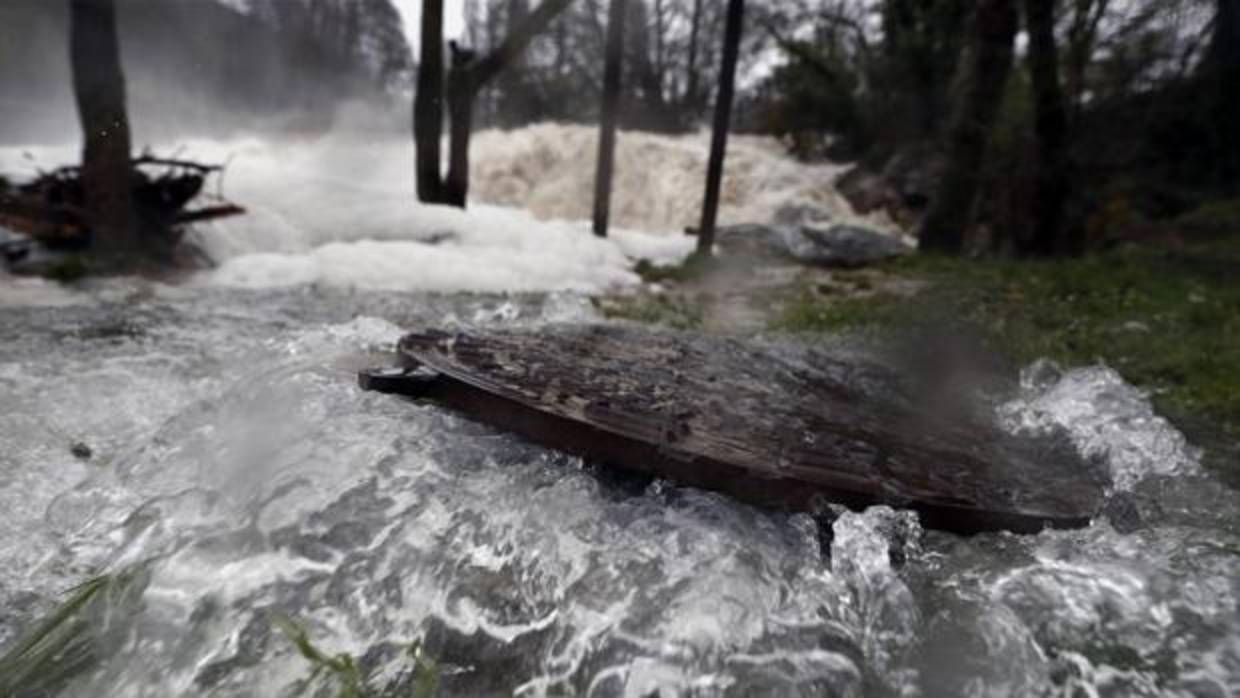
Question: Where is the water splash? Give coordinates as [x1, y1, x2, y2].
[998, 359, 1202, 491]
[0, 293, 1236, 697]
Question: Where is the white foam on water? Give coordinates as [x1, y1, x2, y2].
[2, 123, 890, 296]
[467, 123, 880, 233]
[0, 270, 89, 307]
[998, 359, 1202, 491]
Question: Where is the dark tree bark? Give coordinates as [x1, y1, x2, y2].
[498, 0, 532, 125]
[444, 0, 574, 208]
[445, 45, 477, 207]
[653, 0, 666, 81]
[917, 0, 1018, 255]
[1210, 0, 1240, 192]
[415, 0, 445, 203]
[695, 0, 745, 256]
[69, 0, 136, 257]
[592, 0, 628, 238]
[1023, 0, 1071, 256]
[879, 0, 969, 140]
[684, 0, 704, 109]
[628, 0, 663, 119]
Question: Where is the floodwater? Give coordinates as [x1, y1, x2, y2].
[0, 281, 1235, 697]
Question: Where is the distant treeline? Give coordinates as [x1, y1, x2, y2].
[455, 0, 770, 133]
[742, 0, 1239, 255]
[0, 0, 412, 143]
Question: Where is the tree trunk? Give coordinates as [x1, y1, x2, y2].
[445, 48, 475, 208]
[69, 0, 135, 258]
[628, 0, 668, 128]
[415, 0, 445, 203]
[695, 0, 745, 256]
[654, 0, 666, 83]
[499, 0, 532, 125]
[442, 0, 574, 209]
[1211, 0, 1240, 192]
[684, 0, 704, 110]
[592, 0, 628, 238]
[917, 0, 1018, 255]
[1023, 0, 1071, 256]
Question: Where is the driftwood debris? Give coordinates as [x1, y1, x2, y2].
[0, 155, 243, 255]
[361, 325, 1105, 534]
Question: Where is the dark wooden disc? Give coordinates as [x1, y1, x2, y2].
[363, 325, 1104, 534]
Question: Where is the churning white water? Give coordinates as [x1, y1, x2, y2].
[0, 286, 1235, 697]
[1, 124, 887, 295]
[0, 127, 1237, 697]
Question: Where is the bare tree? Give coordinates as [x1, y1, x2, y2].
[441, 0, 574, 207]
[696, 0, 745, 256]
[684, 0, 704, 109]
[592, 0, 627, 237]
[917, 0, 1018, 254]
[69, 0, 135, 258]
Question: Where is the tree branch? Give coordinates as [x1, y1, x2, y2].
[470, 0, 576, 90]
[757, 17, 841, 84]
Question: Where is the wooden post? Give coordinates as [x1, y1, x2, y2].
[592, 0, 628, 238]
[695, 0, 744, 257]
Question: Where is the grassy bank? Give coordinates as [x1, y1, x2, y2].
[774, 239, 1240, 477]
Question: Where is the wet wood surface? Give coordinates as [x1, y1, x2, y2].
[361, 325, 1105, 534]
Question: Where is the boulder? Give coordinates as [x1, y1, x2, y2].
[772, 202, 835, 227]
[714, 221, 910, 268]
[836, 143, 948, 229]
[0, 224, 34, 266]
[797, 224, 913, 267]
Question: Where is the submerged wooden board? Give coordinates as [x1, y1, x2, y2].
[361, 326, 1105, 534]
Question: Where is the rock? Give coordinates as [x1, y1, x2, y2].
[1101, 492, 1144, 533]
[796, 224, 913, 267]
[0, 224, 32, 265]
[70, 442, 93, 460]
[709, 218, 912, 270]
[714, 221, 909, 268]
[773, 202, 834, 227]
[836, 166, 897, 216]
[880, 142, 947, 211]
[836, 143, 948, 229]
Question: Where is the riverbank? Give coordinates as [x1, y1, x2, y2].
[603, 235, 1240, 483]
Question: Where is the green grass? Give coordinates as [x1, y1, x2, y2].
[274, 615, 440, 698]
[774, 240, 1240, 467]
[0, 568, 148, 696]
[41, 256, 92, 283]
[599, 293, 704, 330]
[633, 252, 719, 285]
[1175, 197, 1240, 238]
[0, 575, 441, 697]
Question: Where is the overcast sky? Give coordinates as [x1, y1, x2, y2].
[392, 0, 467, 49]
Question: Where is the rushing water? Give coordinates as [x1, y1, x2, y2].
[0, 281, 1236, 698]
